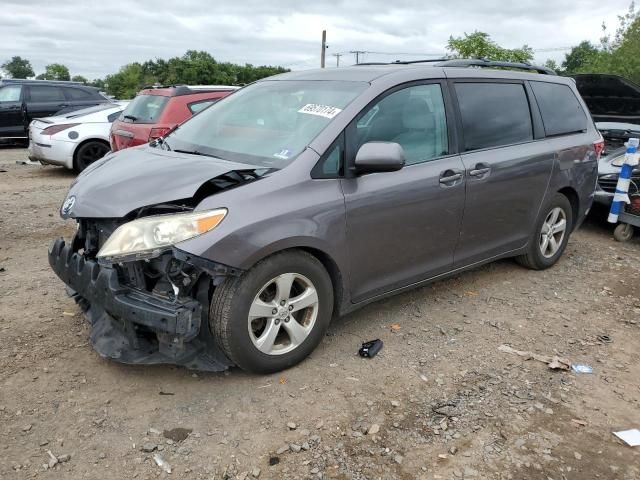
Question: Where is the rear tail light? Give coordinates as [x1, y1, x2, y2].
[42, 123, 80, 136]
[593, 137, 605, 160]
[149, 127, 171, 141]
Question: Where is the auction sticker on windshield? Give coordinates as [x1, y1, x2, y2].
[298, 104, 342, 119]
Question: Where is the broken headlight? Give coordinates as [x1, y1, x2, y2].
[97, 209, 227, 262]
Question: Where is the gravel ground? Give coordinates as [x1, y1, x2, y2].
[1, 146, 639, 480]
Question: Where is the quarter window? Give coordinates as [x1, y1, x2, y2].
[355, 84, 449, 165]
[530, 81, 587, 136]
[455, 83, 533, 151]
[0, 85, 22, 102]
[66, 88, 94, 100]
[29, 85, 65, 102]
[188, 99, 218, 114]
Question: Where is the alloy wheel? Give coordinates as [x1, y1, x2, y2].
[539, 207, 567, 258]
[247, 273, 319, 355]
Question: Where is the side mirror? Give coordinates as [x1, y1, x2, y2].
[354, 142, 405, 175]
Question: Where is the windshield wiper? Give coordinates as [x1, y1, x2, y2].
[174, 149, 217, 158]
[123, 114, 137, 122]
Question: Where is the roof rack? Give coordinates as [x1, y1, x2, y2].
[439, 59, 556, 75]
[141, 84, 239, 91]
[354, 57, 556, 75]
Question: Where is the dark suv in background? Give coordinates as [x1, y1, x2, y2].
[49, 60, 601, 374]
[0, 79, 110, 142]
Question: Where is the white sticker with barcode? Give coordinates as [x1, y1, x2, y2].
[298, 104, 342, 119]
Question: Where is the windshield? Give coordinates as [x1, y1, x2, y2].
[166, 80, 368, 167]
[122, 94, 169, 123]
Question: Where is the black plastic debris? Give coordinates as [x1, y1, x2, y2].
[269, 456, 280, 466]
[359, 339, 383, 358]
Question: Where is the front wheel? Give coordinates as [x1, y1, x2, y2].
[516, 193, 573, 270]
[210, 250, 334, 374]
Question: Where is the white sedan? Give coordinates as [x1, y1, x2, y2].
[28, 102, 128, 172]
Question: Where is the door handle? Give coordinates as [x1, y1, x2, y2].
[469, 167, 490, 176]
[439, 172, 463, 184]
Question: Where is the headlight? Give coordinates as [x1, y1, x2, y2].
[611, 155, 625, 167]
[97, 209, 227, 261]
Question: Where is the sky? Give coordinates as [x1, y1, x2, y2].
[0, 0, 633, 79]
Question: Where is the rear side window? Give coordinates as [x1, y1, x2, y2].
[455, 83, 533, 151]
[29, 86, 65, 102]
[66, 88, 94, 100]
[107, 111, 122, 123]
[121, 94, 169, 123]
[188, 99, 218, 114]
[530, 81, 588, 136]
[0, 85, 22, 102]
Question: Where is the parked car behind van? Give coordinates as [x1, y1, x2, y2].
[49, 60, 601, 374]
[28, 102, 129, 172]
[0, 79, 111, 143]
[109, 85, 238, 151]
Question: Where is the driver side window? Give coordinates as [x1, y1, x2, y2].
[355, 84, 448, 165]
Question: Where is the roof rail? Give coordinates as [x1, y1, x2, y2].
[438, 58, 556, 75]
[353, 57, 556, 75]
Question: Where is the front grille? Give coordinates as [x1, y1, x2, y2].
[598, 174, 640, 194]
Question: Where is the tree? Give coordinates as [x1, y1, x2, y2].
[447, 31, 533, 63]
[543, 59, 560, 72]
[561, 41, 600, 74]
[71, 75, 88, 84]
[36, 64, 71, 81]
[103, 50, 288, 98]
[1, 56, 34, 79]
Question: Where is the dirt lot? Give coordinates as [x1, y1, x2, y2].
[1, 146, 639, 480]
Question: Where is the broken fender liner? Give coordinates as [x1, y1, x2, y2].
[50, 238, 234, 372]
[70, 290, 233, 372]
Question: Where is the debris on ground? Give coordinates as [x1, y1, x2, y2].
[358, 339, 383, 358]
[498, 344, 571, 370]
[152, 453, 172, 473]
[163, 427, 192, 442]
[613, 429, 640, 447]
[571, 364, 594, 374]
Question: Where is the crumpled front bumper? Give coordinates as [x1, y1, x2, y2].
[48, 237, 233, 371]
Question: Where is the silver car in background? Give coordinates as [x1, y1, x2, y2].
[28, 102, 128, 172]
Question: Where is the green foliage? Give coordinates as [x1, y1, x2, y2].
[543, 59, 560, 72]
[37, 64, 71, 81]
[1, 56, 34, 79]
[561, 41, 599, 74]
[570, 2, 640, 83]
[71, 75, 88, 84]
[103, 50, 289, 99]
[446, 31, 534, 63]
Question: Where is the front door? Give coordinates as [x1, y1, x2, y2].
[451, 81, 554, 266]
[341, 82, 466, 303]
[0, 84, 26, 138]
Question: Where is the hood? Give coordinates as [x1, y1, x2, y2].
[62, 146, 262, 219]
[573, 74, 640, 124]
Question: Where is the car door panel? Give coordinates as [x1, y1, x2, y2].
[455, 144, 554, 266]
[340, 81, 465, 304]
[0, 85, 26, 137]
[342, 156, 465, 302]
[25, 85, 66, 122]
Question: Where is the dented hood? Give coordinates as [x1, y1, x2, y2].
[62, 146, 260, 218]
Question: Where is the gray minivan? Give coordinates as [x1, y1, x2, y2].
[49, 60, 601, 373]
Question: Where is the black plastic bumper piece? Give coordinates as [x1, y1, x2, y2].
[48, 238, 233, 371]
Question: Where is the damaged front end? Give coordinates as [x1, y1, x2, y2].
[48, 219, 239, 371]
[48, 213, 241, 372]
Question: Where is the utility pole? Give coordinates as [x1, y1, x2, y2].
[350, 50, 366, 65]
[332, 53, 343, 67]
[320, 30, 327, 68]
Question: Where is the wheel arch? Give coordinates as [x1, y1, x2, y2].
[557, 186, 579, 231]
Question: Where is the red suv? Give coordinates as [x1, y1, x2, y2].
[110, 85, 238, 151]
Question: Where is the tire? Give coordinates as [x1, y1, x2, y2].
[613, 223, 634, 242]
[210, 250, 334, 374]
[73, 140, 110, 172]
[516, 193, 573, 270]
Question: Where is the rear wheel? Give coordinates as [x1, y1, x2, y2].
[516, 193, 573, 270]
[74, 140, 110, 172]
[210, 250, 333, 373]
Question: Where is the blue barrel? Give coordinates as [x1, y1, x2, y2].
[608, 138, 639, 223]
